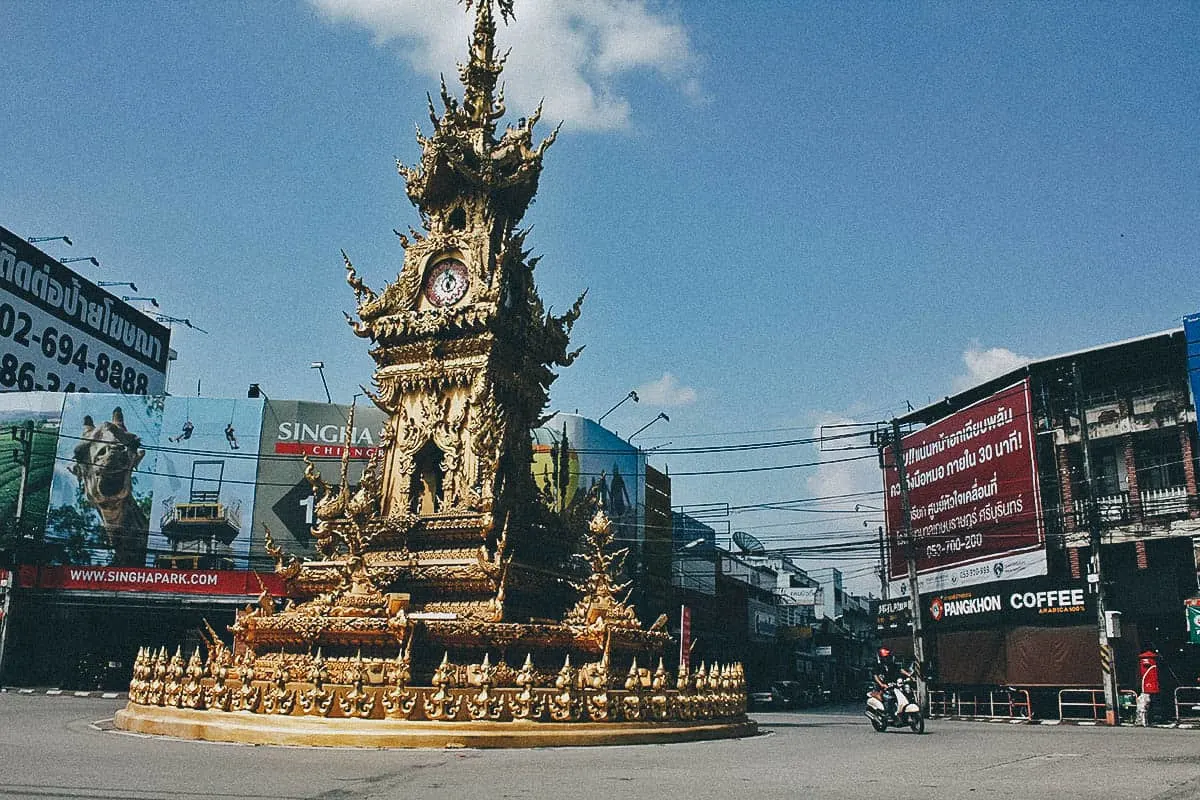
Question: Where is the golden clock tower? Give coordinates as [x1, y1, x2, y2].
[310, 0, 585, 628]
[118, 1, 753, 745]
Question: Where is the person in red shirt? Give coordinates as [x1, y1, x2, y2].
[1138, 648, 1160, 725]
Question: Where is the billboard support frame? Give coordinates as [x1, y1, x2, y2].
[882, 419, 927, 699]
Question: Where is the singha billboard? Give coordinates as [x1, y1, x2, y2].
[250, 400, 388, 566]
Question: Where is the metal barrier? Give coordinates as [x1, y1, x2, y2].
[928, 688, 1031, 720]
[1057, 687, 1138, 721]
[1175, 686, 1200, 721]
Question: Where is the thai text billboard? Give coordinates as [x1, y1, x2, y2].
[0, 226, 170, 395]
[884, 379, 1046, 595]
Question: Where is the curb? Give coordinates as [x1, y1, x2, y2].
[931, 714, 1200, 729]
[2, 686, 126, 700]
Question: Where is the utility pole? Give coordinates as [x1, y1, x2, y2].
[877, 525, 889, 601]
[891, 419, 926, 680]
[1073, 362, 1120, 725]
[0, 421, 33, 682]
[11, 421, 33, 526]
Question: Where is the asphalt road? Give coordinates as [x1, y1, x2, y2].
[3, 694, 1200, 800]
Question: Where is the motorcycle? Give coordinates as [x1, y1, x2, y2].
[865, 675, 924, 734]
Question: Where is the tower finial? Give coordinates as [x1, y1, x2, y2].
[458, 0, 512, 134]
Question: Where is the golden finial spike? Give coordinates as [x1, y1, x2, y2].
[337, 402, 355, 492]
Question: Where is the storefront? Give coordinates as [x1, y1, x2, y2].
[879, 536, 1198, 693]
[1, 566, 283, 689]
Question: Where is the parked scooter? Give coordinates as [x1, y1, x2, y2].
[865, 674, 924, 734]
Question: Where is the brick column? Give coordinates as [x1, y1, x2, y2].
[1056, 444, 1075, 533]
[1181, 426, 1199, 519]
[1122, 433, 1141, 520]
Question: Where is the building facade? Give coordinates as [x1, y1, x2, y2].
[880, 327, 1200, 698]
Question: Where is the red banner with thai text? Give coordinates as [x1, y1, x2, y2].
[884, 380, 1044, 584]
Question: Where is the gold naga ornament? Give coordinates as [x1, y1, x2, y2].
[116, 0, 752, 747]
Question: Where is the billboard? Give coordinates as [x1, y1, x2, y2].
[884, 380, 1046, 595]
[0, 393, 64, 554]
[144, 397, 263, 570]
[922, 576, 1093, 631]
[18, 564, 285, 597]
[250, 400, 388, 566]
[532, 414, 646, 551]
[45, 393, 164, 567]
[20, 394, 265, 571]
[1187, 598, 1200, 645]
[0, 227, 170, 395]
[875, 597, 913, 636]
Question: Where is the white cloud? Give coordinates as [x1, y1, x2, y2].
[805, 413, 881, 502]
[951, 342, 1034, 393]
[799, 411, 887, 596]
[635, 372, 697, 407]
[312, 0, 698, 132]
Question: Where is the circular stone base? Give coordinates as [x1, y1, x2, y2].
[113, 704, 758, 748]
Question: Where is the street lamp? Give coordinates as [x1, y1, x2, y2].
[98, 281, 137, 291]
[61, 256, 100, 267]
[27, 235, 72, 246]
[597, 390, 638, 425]
[628, 412, 669, 442]
[247, 384, 269, 400]
[121, 295, 159, 308]
[151, 314, 208, 334]
[311, 361, 331, 403]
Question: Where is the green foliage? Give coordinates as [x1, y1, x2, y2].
[44, 504, 103, 566]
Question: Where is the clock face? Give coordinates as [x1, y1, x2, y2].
[423, 258, 469, 307]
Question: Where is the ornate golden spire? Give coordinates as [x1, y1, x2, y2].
[459, 0, 512, 136]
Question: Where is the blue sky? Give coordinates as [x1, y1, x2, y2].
[5, 1, 1198, 591]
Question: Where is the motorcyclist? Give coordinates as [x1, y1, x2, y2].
[872, 647, 910, 719]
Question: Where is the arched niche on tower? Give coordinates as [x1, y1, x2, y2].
[410, 440, 445, 515]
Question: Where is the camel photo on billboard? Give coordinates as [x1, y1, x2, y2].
[70, 407, 149, 566]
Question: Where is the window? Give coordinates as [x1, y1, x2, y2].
[1134, 430, 1185, 492]
[1087, 441, 1127, 497]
